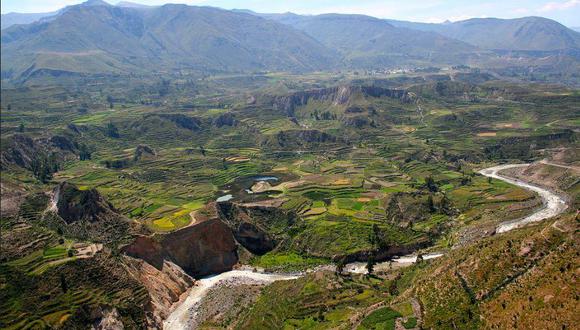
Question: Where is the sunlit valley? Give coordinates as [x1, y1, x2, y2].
[1, 1, 579, 329]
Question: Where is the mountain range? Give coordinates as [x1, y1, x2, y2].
[257, 13, 480, 68]
[1, 1, 336, 79]
[1, 0, 580, 80]
[385, 16, 580, 51]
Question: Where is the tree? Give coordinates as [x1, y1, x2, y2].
[317, 307, 326, 321]
[427, 194, 435, 213]
[158, 79, 171, 97]
[487, 176, 493, 184]
[106, 121, 119, 138]
[416, 253, 424, 263]
[372, 224, 390, 250]
[18, 123, 24, 132]
[460, 175, 472, 186]
[60, 274, 68, 293]
[439, 193, 452, 214]
[48, 153, 59, 173]
[425, 176, 438, 192]
[335, 256, 347, 276]
[32, 156, 54, 183]
[366, 255, 376, 275]
[370, 224, 386, 248]
[199, 145, 206, 157]
[368, 224, 378, 249]
[106, 95, 114, 109]
[79, 143, 92, 160]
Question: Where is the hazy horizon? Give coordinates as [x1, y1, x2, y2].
[2, 0, 580, 27]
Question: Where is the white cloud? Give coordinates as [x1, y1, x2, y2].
[539, 0, 580, 12]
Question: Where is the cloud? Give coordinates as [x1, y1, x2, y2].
[539, 0, 580, 12]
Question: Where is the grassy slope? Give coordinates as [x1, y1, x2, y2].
[411, 213, 578, 329]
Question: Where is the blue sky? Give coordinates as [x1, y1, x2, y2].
[2, 0, 580, 26]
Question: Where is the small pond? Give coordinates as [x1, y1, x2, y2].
[216, 173, 297, 203]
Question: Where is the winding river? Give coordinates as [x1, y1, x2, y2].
[478, 164, 568, 233]
[163, 270, 299, 329]
[164, 163, 569, 329]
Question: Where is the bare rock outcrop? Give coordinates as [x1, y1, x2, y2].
[213, 112, 238, 127]
[124, 258, 194, 328]
[44, 182, 145, 244]
[0, 134, 77, 170]
[123, 219, 238, 278]
[271, 85, 411, 117]
[263, 129, 341, 149]
[133, 144, 156, 161]
[216, 201, 298, 255]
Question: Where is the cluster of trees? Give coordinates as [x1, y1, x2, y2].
[79, 143, 92, 161]
[103, 159, 129, 169]
[106, 122, 120, 138]
[424, 175, 438, 192]
[334, 224, 389, 276]
[106, 95, 114, 109]
[426, 193, 452, 214]
[311, 110, 337, 120]
[30, 154, 59, 183]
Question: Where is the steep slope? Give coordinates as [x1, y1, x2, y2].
[263, 13, 479, 67]
[410, 213, 577, 329]
[1, 12, 58, 30]
[0, 2, 337, 78]
[0, 0, 113, 30]
[388, 17, 580, 51]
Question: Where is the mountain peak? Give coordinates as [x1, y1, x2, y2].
[116, 1, 154, 8]
[82, 0, 111, 7]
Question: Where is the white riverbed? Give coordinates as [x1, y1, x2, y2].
[163, 270, 299, 329]
[478, 164, 568, 233]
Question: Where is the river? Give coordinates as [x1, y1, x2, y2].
[163, 270, 299, 329]
[164, 163, 569, 329]
[478, 163, 568, 233]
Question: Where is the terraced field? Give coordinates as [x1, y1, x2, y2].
[1, 71, 578, 329]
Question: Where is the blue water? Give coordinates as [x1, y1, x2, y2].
[253, 176, 278, 182]
[216, 194, 234, 202]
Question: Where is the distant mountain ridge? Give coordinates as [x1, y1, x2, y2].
[385, 16, 580, 51]
[1, 1, 580, 80]
[1, 2, 337, 79]
[1, 11, 59, 30]
[259, 13, 481, 67]
[1, 0, 112, 30]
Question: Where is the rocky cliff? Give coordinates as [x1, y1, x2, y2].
[0, 134, 78, 170]
[215, 201, 299, 255]
[45, 182, 144, 243]
[271, 85, 411, 117]
[262, 129, 342, 149]
[124, 257, 194, 328]
[123, 219, 238, 278]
